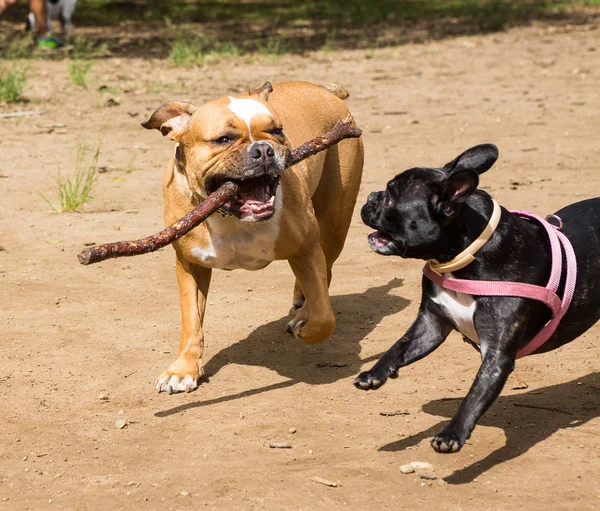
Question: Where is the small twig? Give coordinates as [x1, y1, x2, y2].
[379, 410, 410, 417]
[78, 116, 361, 266]
[0, 110, 45, 119]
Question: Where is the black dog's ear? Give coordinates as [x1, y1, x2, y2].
[443, 144, 499, 175]
[438, 167, 480, 215]
[446, 169, 479, 202]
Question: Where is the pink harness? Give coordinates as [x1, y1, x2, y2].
[423, 210, 578, 358]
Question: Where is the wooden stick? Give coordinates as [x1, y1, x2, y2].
[78, 115, 361, 265]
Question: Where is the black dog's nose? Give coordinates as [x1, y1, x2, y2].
[367, 191, 380, 203]
[249, 142, 275, 160]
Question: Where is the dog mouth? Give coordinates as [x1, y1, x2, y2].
[207, 174, 281, 222]
[367, 231, 399, 255]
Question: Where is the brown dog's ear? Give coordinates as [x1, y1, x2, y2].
[248, 82, 273, 102]
[141, 102, 197, 141]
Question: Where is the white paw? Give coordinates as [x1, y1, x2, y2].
[155, 374, 198, 394]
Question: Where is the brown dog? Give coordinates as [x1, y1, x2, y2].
[143, 81, 364, 394]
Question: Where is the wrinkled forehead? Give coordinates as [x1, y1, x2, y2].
[387, 168, 445, 199]
[191, 95, 278, 140]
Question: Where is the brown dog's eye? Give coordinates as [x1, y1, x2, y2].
[211, 133, 238, 145]
[270, 128, 284, 137]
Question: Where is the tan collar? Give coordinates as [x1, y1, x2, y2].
[428, 199, 501, 274]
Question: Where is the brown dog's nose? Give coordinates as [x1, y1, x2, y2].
[249, 141, 275, 160]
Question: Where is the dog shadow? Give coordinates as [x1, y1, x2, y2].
[379, 372, 600, 484]
[156, 278, 409, 417]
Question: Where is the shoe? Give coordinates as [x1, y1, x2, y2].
[36, 33, 64, 49]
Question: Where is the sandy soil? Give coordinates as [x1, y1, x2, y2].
[1, 17, 599, 511]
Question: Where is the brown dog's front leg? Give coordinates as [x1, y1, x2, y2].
[287, 242, 335, 344]
[156, 256, 211, 394]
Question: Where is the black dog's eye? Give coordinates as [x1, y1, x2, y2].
[384, 198, 392, 207]
[213, 135, 235, 145]
[270, 127, 284, 137]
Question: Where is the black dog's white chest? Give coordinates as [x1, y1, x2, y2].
[431, 284, 480, 344]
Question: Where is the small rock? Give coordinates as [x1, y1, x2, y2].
[55, 297, 60, 305]
[269, 442, 291, 449]
[98, 394, 108, 401]
[419, 473, 438, 480]
[400, 465, 415, 474]
[179, 490, 190, 497]
[83, 241, 96, 246]
[288, 427, 297, 434]
[115, 419, 127, 429]
[410, 461, 433, 470]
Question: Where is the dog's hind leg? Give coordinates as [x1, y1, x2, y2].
[156, 256, 211, 394]
[313, 138, 364, 281]
[431, 348, 515, 453]
[291, 137, 363, 310]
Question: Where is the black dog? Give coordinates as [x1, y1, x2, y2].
[355, 143, 600, 453]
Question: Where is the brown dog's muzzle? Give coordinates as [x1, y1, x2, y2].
[204, 140, 287, 222]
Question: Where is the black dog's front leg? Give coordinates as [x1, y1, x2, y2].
[354, 301, 452, 390]
[431, 349, 514, 453]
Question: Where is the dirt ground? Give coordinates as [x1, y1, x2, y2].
[1, 15, 600, 511]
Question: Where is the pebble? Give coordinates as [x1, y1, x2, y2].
[419, 473, 438, 481]
[98, 393, 109, 401]
[179, 490, 190, 497]
[400, 465, 415, 474]
[54, 297, 60, 305]
[288, 427, 297, 434]
[115, 419, 127, 429]
[269, 442, 291, 449]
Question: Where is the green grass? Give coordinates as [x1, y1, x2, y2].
[169, 35, 241, 66]
[42, 142, 101, 213]
[255, 37, 293, 57]
[2, 0, 599, 58]
[71, 35, 109, 59]
[0, 33, 32, 59]
[67, 60, 93, 87]
[0, 65, 27, 103]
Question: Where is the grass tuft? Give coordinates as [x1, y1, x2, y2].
[42, 141, 101, 213]
[169, 35, 240, 66]
[0, 65, 27, 103]
[67, 60, 93, 87]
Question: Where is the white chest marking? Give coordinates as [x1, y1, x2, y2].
[227, 97, 272, 141]
[431, 283, 480, 344]
[190, 189, 283, 271]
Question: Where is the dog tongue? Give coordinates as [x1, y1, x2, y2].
[239, 182, 270, 204]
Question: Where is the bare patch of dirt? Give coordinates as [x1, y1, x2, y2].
[1, 18, 599, 510]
